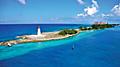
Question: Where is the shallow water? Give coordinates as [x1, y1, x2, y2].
[0, 24, 120, 67]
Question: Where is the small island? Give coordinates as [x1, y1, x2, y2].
[0, 22, 119, 47]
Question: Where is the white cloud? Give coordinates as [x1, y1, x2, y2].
[101, 13, 113, 17]
[18, 0, 26, 5]
[92, 0, 99, 8]
[77, 0, 99, 16]
[77, 0, 85, 5]
[84, 0, 99, 16]
[111, 3, 120, 16]
[77, 13, 87, 17]
[84, 6, 98, 16]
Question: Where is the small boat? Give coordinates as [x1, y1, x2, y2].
[72, 44, 74, 50]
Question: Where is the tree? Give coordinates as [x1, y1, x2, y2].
[58, 29, 78, 36]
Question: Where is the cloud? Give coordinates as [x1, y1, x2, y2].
[101, 13, 113, 17]
[77, 13, 87, 17]
[77, 0, 99, 16]
[18, 0, 26, 5]
[77, 0, 85, 5]
[84, 0, 99, 16]
[92, 0, 99, 8]
[84, 6, 98, 16]
[111, 3, 120, 16]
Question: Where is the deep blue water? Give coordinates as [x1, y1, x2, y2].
[0, 24, 120, 67]
[0, 24, 88, 42]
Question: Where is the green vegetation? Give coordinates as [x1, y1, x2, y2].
[79, 27, 93, 31]
[91, 24, 114, 29]
[59, 23, 119, 36]
[79, 24, 118, 31]
[59, 29, 78, 36]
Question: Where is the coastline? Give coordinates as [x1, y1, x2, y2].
[0, 29, 80, 46]
[0, 23, 119, 46]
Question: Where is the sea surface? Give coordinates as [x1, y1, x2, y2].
[0, 24, 120, 67]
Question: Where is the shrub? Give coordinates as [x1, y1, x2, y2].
[59, 29, 77, 36]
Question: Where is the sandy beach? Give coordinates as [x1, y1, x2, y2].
[0, 29, 80, 46]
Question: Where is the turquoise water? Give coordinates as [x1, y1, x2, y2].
[0, 24, 120, 67]
[0, 30, 101, 60]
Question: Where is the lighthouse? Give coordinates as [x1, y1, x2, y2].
[37, 26, 42, 36]
[37, 17, 43, 36]
[36, 26, 46, 38]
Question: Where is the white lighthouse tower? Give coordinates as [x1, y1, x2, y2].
[37, 26, 42, 36]
[36, 26, 45, 38]
[37, 17, 44, 36]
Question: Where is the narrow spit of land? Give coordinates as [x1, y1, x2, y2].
[0, 23, 119, 46]
[0, 29, 80, 46]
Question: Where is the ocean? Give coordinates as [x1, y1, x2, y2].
[0, 24, 120, 67]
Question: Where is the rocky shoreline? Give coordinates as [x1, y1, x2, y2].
[1, 23, 119, 47]
[0, 29, 80, 46]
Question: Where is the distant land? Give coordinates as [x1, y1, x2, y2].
[0, 22, 119, 47]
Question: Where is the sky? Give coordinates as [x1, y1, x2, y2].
[0, 0, 120, 24]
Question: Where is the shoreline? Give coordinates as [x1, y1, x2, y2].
[0, 23, 119, 47]
[0, 29, 80, 46]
